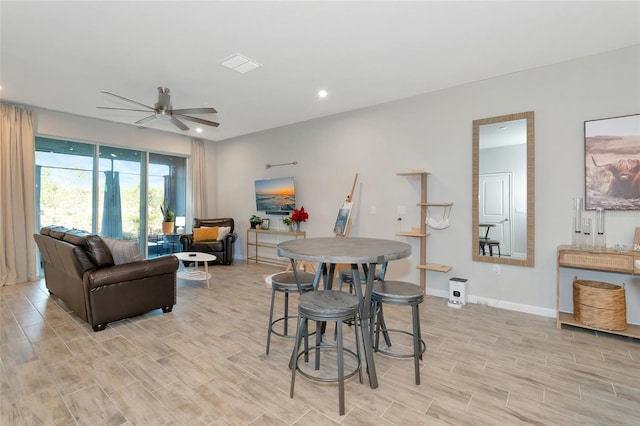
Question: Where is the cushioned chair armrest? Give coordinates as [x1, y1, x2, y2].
[220, 232, 237, 265]
[85, 256, 179, 289]
[180, 234, 194, 251]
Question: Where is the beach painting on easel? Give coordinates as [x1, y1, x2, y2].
[334, 202, 352, 236]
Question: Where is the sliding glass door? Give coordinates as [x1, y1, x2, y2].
[148, 153, 186, 256]
[35, 138, 95, 232]
[35, 137, 186, 257]
[98, 146, 144, 245]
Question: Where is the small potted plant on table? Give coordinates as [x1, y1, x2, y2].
[250, 215, 263, 229]
[282, 217, 293, 231]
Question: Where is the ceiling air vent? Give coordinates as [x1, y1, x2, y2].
[219, 53, 261, 74]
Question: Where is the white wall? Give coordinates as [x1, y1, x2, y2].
[213, 46, 640, 320]
[30, 46, 639, 321]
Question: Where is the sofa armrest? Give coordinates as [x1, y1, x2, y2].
[85, 255, 179, 289]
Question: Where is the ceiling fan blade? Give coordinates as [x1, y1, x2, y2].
[97, 107, 154, 113]
[135, 114, 157, 125]
[176, 114, 220, 128]
[171, 107, 217, 115]
[101, 91, 154, 110]
[170, 116, 189, 131]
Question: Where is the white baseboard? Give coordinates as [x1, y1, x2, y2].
[426, 288, 556, 318]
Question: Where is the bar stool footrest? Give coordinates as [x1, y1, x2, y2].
[294, 344, 361, 383]
[374, 328, 426, 359]
[270, 316, 316, 339]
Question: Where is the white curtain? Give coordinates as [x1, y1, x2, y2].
[0, 103, 37, 286]
[191, 138, 208, 220]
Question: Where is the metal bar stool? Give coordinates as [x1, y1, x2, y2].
[289, 263, 363, 416]
[265, 271, 315, 355]
[371, 280, 426, 385]
[337, 263, 386, 293]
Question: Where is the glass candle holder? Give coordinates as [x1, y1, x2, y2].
[572, 197, 583, 246]
[595, 207, 606, 250]
[582, 218, 592, 249]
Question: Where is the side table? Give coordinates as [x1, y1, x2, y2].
[149, 234, 182, 257]
[174, 252, 217, 289]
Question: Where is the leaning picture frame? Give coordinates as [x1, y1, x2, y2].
[584, 114, 640, 210]
[261, 218, 270, 230]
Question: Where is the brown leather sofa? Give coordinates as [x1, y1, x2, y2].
[34, 226, 178, 331]
[179, 218, 237, 265]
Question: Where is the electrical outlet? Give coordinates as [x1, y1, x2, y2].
[397, 205, 406, 215]
[493, 264, 501, 275]
[370, 206, 377, 215]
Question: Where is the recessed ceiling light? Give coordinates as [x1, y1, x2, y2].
[196, 127, 203, 133]
[318, 89, 328, 98]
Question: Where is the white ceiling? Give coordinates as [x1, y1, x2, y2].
[1, 1, 639, 142]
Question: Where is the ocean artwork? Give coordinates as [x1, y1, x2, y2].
[255, 177, 296, 212]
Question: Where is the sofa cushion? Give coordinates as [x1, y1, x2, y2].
[194, 218, 234, 233]
[191, 240, 224, 252]
[85, 235, 115, 267]
[47, 226, 70, 240]
[217, 226, 231, 240]
[63, 229, 90, 246]
[102, 237, 143, 264]
[194, 227, 219, 242]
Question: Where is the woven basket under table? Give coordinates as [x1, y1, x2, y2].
[573, 277, 627, 331]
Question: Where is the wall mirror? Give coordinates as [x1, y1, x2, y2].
[472, 111, 535, 267]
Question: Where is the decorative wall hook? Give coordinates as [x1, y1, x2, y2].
[265, 161, 298, 169]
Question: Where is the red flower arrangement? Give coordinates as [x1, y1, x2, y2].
[291, 206, 309, 223]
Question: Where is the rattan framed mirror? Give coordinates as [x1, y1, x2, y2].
[472, 111, 535, 267]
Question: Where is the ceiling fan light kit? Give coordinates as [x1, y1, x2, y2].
[97, 86, 219, 131]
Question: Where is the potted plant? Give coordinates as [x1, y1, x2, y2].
[282, 216, 293, 231]
[161, 203, 176, 234]
[249, 215, 263, 229]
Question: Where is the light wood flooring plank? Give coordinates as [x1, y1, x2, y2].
[1, 262, 639, 425]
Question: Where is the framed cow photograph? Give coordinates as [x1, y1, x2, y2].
[585, 113, 640, 210]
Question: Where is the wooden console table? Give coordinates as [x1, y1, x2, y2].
[246, 229, 306, 267]
[556, 245, 640, 338]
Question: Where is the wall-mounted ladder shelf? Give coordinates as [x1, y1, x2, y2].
[397, 171, 452, 290]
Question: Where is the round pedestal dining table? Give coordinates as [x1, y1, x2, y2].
[277, 237, 412, 389]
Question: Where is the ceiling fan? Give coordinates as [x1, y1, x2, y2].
[97, 87, 219, 131]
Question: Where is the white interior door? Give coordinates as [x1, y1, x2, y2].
[479, 173, 512, 256]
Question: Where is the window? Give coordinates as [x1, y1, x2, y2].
[36, 138, 95, 231]
[35, 137, 186, 257]
[98, 145, 143, 242]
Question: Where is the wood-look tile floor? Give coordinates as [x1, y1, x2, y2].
[1, 262, 639, 425]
